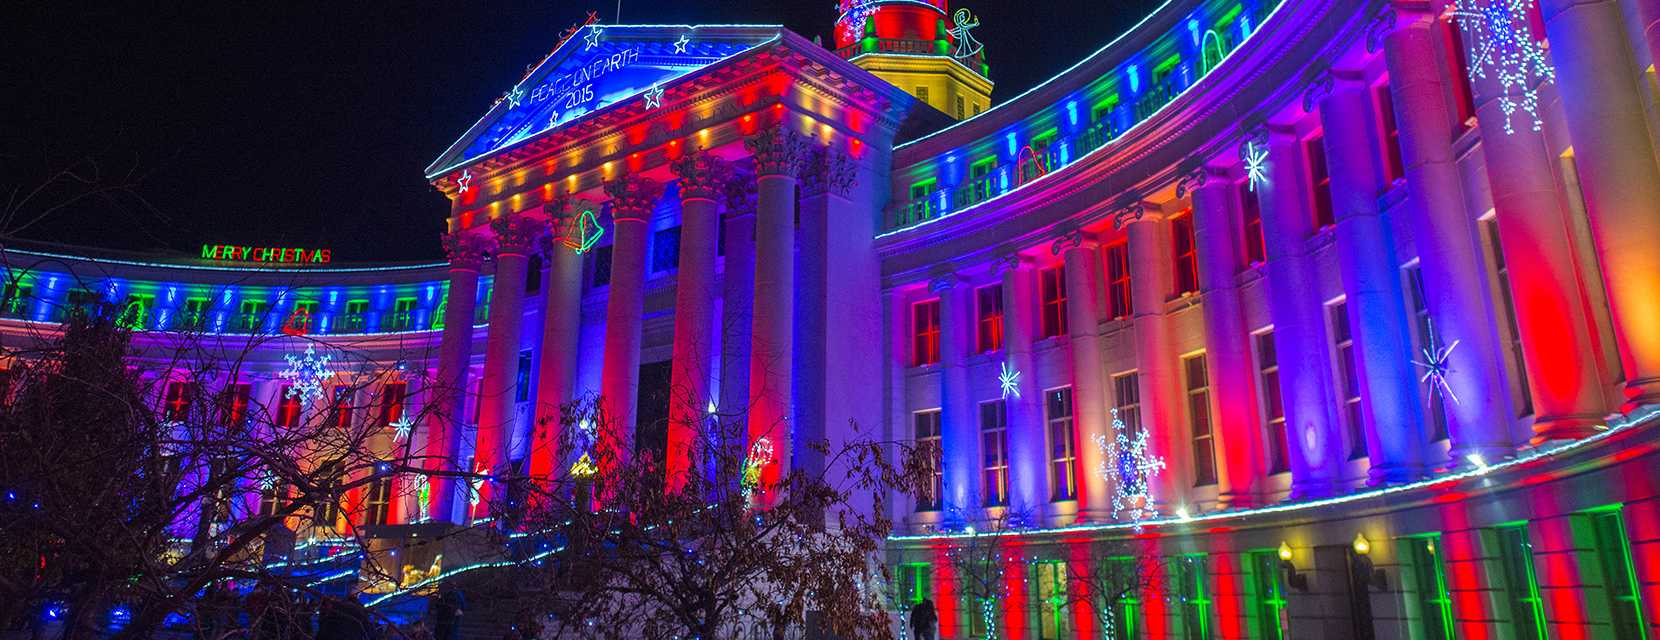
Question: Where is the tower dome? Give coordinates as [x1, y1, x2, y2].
[831, 0, 993, 120]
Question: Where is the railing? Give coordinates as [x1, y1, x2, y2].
[832, 39, 988, 77]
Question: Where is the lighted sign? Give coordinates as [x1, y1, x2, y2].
[429, 27, 782, 176]
[202, 245, 332, 265]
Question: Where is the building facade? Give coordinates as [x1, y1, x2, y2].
[6, 0, 1660, 637]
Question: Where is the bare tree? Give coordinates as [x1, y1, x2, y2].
[1063, 538, 1163, 640]
[942, 511, 1031, 640]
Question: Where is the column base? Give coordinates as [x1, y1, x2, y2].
[1446, 442, 1515, 472]
[1287, 480, 1341, 502]
[1365, 463, 1427, 487]
[1622, 376, 1660, 413]
[1530, 413, 1608, 444]
[1217, 492, 1259, 511]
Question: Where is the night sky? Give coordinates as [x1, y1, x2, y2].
[5, 1, 1160, 262]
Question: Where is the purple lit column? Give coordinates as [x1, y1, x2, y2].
[530, 198, 591, 481]
[933, 273, 979, 520]
[744, 126, 806, 499]
[598, 175, 662, 475]
[425, 231, 492, 523]
[1056, 230, 1110, 518]
[665, 151, 729, 491]
[475, 214, 544, 490]
[1125, 211, 1186, 509]
[1381, 8, 1515, 462]
[1253, 128, 1345, 498]
[1541, 0, 1660, 410]
[1316, 73, 1427, 483]
[997, 255, 1044, 520]
[718, 177, 757, 467]
[1185, 169, 1264, 506]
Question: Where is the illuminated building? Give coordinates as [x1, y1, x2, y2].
[8, 0, 1660, 636]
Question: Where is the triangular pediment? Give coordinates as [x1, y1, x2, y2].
[427, 25, 784, 178]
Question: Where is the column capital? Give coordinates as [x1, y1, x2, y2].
[442, 231, 494, 271]
[722, 170, 758, 217]
[604, 174, 663, 223]
[994, 253, 1034, 276]
[489, 214, 548, 256]
[1302, 73, 1336, 112]
[1050, 229, 1099, 256]
[928, 273, 960, 292]
[743, 125, 810, 178]
[800, 146, 859, 197]
[1175, 168, 1210, 199]
[669, 150, 731, 202]
[1365, 5, 1399, 53]
[546, 198, 600, 246]
[1110, 200, 1148, 229]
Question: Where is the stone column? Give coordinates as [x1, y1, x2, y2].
[997, 255, 1045, 522]
[718, 176, 758, 474]
[425, 231, 492, 523]
[1055, 230, 1110, 518]
[744, 126, 807, 500]
[529, 198, 592, 481]
[1316, 73, 1428, 483]
[795, 148, 857, 484]
[1630, 0, 1660, 74]
[1253, 128, 1345, 497]
[1541, 0, 1660, 410]
[475, 214, 545, 491]
[1124, 209, 1186, 509]
[932, 273, 979, 520]
[1463, 28, 1608, 440]
[1183, 169, 1263, 506]
[1380, 8, 1516, 463]
[599, 175, 662, 476]
[665, 151, 729, 491]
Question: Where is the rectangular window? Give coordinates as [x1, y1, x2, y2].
[1377, 85, 1405, 183]
[222, 383, 252, 426]
[1251, 550, 1290, 640]
[291, 300, 319, 334]
[1307, 136, 1334, 229]
[1046, 387, 1077, 501]
[330, 386, 354, 431]
[258, 480, 287, 518]
[1439, 16, 1479, 127]
[1106, 557, 1142, 640]
[914, 410, 943, 511]
[163, 380, 194, 422]
[182, 297, 210, 330]
[1033, 561, 1071, 640]
[977, 284, 1004, 353]
[912, 299, 942, 366]
[1588, 509, 1648, 639]
[67, 289, 99, 320]
[390, 297, 417, 331]
[1240, 182, 1266, 264]
[1172, 214, 1199, 295]
[980, 400, 1008, 506]
[1174, 555, 1212, 640]
[365, 474, 393, 525]
[590, 244, 614, 288]
[1106, 243, 1133, 319]
[652, 226, 681, 273]
[379, 382, 407, 428]
[1113, 372, 1141, 432]
[342, 299, 369, 333]
[1, 283, 33, 318]
[1040, 266, 1068, 338]
[1184, 354, 1217, 486]
[237, 299, 267, 333]
[1485, 220, 1534, 416]
[1407, 536, 1456, 640]
[915, 86, 930, 105]
[1329, 301, 1368, 460]
[897, 562, 932, 607]
[1406, 266, 1450, 441]
[276, 386, 302, 428]
[955, 95, 966, 119]
[1495, 525, 1547, 640]
[1256, 332, 1290, 474]
[516, 349, 534, 402]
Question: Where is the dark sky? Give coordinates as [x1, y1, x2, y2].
[4, 1, 1160, 262]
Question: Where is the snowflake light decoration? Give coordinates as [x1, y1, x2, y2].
[837, 0, 877, 42]
[1243, 140, 1269, 191]
[998, 362, 1022, 400]
[390, 412, 414, 442]
[1449, 0, 1554, 134]
[280, 344, 334, 405]
[1413, 322, 1462, 405]
[1093, 408, 1166, 528]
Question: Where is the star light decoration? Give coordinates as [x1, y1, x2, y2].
[1093, 408, 1166, 529]
[1243, 140, 1269, 191]
[280, 344, 335, 405]
[504, 86, 525, 108]
[583, 25, 603, 51]
[1449, 0, 1554, 134]
[390, 412, 415, 443]
[672, 34, 691, 54]
[642, 83, 664, 109]
[998, 362, 1022, 400]
[456, 170, 473, 194]
[1413, 323, 1462, 405]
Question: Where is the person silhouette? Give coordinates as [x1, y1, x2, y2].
[909, 597, 938, 640]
